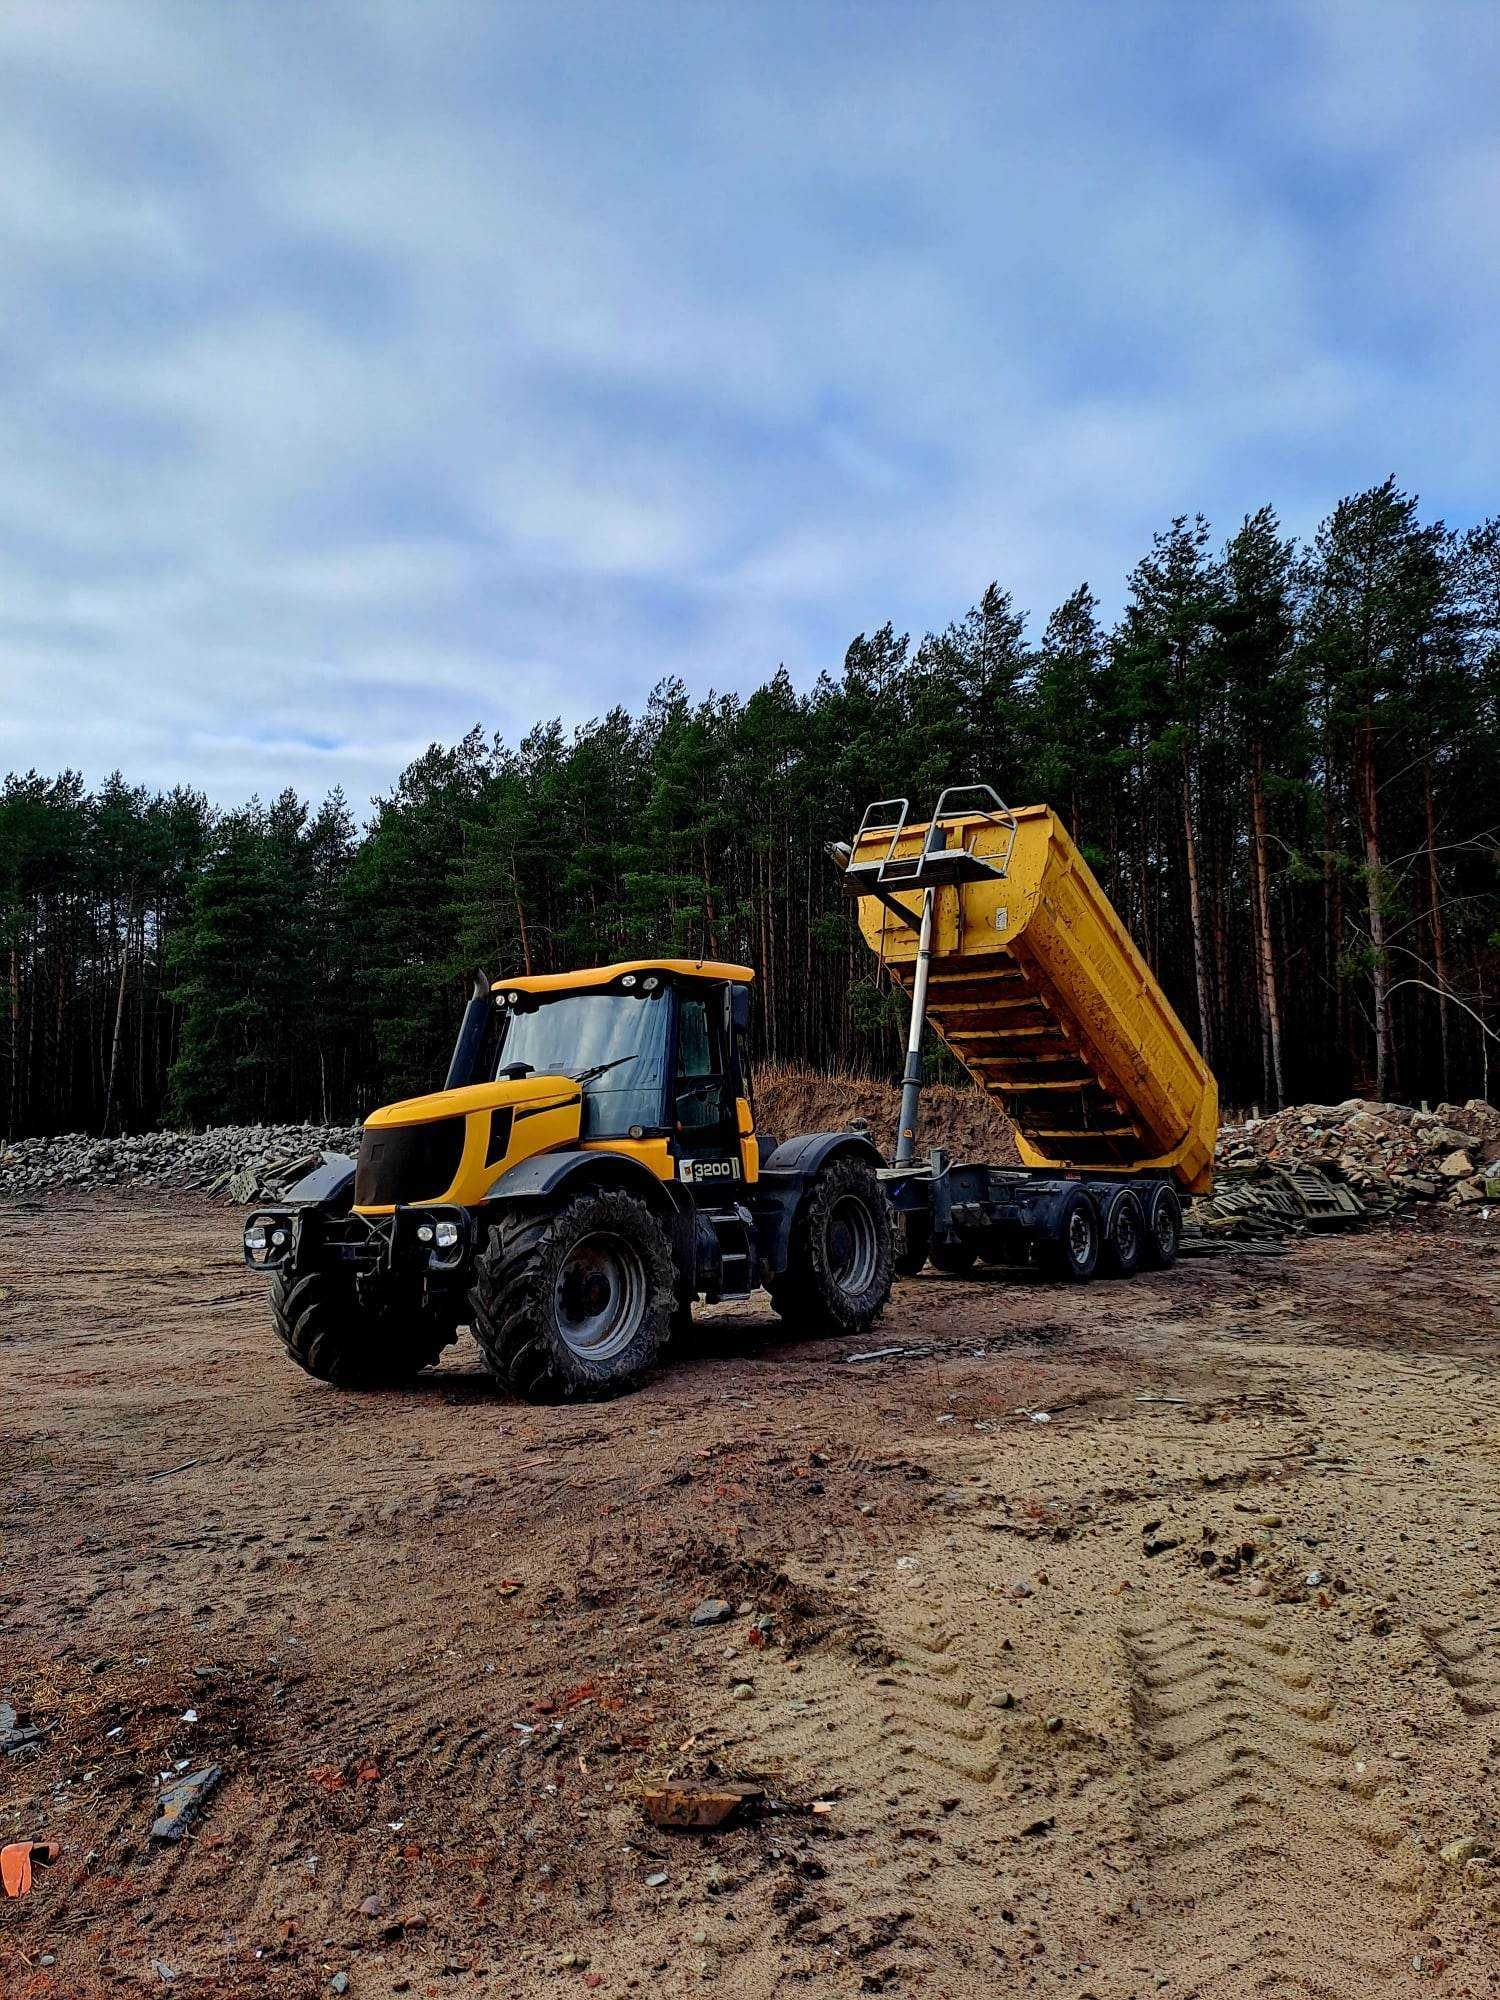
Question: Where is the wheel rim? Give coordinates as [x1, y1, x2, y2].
[554, 1231, 647, 1360]
[1154, 1200, 1175, 1257]
[826, 1194, 879, 1296]
[1068, 1206, 1094, 1266]
[1117, 1207, 1139, 1262]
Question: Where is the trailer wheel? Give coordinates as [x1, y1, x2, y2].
[1038, 1188, 1100, 1281]
[893, 1212, 932, 1277]
[1139, 1185, 1182, 1269]
[470, 1190, 676, 1402]
[929, 1237, 979, 1276]
[1100, 1192, 1145, 1278]
[269, 1268, 453, 1385]
[770, 1154, 894, 1337]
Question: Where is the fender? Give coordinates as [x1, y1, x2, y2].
[754, 1131, 886, 1275]
[281, 1152, 357, 1213]
[758, 1131, 884, 1181]
[488, 1146, 684, 1214]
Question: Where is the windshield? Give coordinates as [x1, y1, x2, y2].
[496, 989, 670, 1138]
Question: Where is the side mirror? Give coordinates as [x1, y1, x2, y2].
[731, 984, 752, 1034]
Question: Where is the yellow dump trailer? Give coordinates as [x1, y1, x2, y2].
[833, 787, 1217, 1282]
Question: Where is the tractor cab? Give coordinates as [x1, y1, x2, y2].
[484, 962, 759, 1190]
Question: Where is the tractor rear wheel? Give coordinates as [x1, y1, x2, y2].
[269, 1268, 454, 1385]
[469, 1189, 675, 1402]
[769, 1154, 894, 1337]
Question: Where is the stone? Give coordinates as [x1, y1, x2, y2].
[330, 1975, 350, 1996]
[1437, 1150, 1474, 1179]
[730, 1682, 754, 1701]
[1440, 1836, 1487, 1866]
[690, 1599, 732, 1628]
[150, 1765, 222, 1842]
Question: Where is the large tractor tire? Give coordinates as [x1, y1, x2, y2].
[269, 1268, 454, 1386]
[770, 1153, 894, 1338]
[469, 1189, 676, 1402]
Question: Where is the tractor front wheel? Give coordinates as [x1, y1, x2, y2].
[269, 1268, 454, 1385]
[469, 1189, 676, 1402]
[770, 1154, 894, 1338]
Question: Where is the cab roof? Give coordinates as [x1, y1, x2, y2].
[492, 958, 754, 996]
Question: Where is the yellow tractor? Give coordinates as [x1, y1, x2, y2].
[244, 959, 894, 1399]
[245, 785, 1217, 1401]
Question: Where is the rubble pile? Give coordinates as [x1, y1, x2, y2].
[0, 1126, 359, 1204]
[1217, 1096, 1500, 1210]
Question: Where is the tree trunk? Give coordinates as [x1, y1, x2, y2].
[1422, 757, 1451, 1099]
[1248, 742, 1285, 1106]
[509, 855, 533, 975]
[102, 901, 135, 1135]
[1355, 717, 1392, 1098]
[1180, 748, 1214, 1065]
[7, 945, 19, 1139]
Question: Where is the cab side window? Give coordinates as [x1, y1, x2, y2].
[679, 997, 714, 1077]
[676, 995, 726, 1136]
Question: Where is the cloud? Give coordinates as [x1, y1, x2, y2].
[0, 1, 1496, 810]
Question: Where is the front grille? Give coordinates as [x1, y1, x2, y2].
[355, 1116, 466, 1207]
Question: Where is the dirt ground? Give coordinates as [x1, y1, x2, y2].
[2, 1199, 1498, 2000]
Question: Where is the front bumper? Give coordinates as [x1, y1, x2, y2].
[243, 1203, 475, 1280]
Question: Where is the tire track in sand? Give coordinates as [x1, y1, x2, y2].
[742, 1575, 1018, 1989]
[1424, 1620, 1500, 1720]
[1125, 1602, 1416, 1996]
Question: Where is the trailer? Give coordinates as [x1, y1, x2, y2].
[831, 787, 1218, 1280]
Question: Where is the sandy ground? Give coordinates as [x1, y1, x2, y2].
[2, 1196, 1498, 2000]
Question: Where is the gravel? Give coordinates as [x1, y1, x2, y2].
[3, 1096, 1496, 1213]
[1217, 1097, 1500, 1210]
[0, 1125, 359, 1204]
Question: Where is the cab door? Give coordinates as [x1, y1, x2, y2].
[672, 986, 754, 1192]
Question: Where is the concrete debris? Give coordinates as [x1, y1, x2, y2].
[4, 1100, 1496, 1236]
[1195, 1097, 1500, 1239]
[0, 1703, 44, 1756]
[149, 1764, 223, 1843]
[0, 1125, 360, 1204]
[639, 1783, 763, 1830]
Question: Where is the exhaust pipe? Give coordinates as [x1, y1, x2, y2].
[445, 969, 493, 1090]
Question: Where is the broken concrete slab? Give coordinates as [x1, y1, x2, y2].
[150, 1765, 222, 1842]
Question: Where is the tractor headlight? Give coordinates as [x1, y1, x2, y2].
[416, 1222, 435, 1244]
[244, 1218, 289, 1267]
[434, 1220, 459, 1251]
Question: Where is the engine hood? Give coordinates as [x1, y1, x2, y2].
[353, 1075, 585, 1213]
[363, 1074, 578, 1130]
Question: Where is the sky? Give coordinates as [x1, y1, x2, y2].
[2, 1, 1498, 813]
